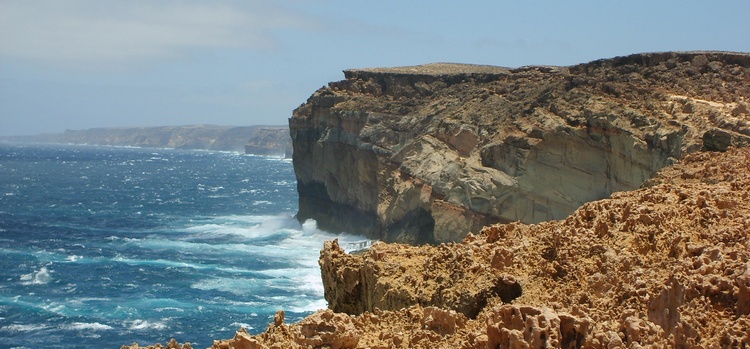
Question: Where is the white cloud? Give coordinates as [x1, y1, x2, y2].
[0, 0, 315, 69]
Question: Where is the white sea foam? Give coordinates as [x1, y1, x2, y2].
[127, 319, 168, 331]
[182, 214, 299, 239]
[287, 298, 329, 313]
[187, 218, 366, 308]
[154, 307, 185, 313]
[20, 266, 52, 285]
[63, 322, 114, 331]
[257, 268, 323, 295]
[112, 255, 267, 277]
[191, 276, 269, 296]
[301, 218, 319, 233]
[0, 324, 49, 332]
[229, 322, 254, 331]
[42, 303, 68, 316]
[68, 297, 112, 304]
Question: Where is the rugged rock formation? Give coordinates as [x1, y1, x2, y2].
[3, 124, 290, 154]
[124, 53, 750, 348]
[290, 51, 750, 243]
[206, 305, 588, 349]
[205, 147, 750, 348]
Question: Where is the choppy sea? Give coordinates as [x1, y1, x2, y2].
[0, 142, 366, 349]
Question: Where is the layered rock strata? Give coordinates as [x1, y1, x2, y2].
[290, 51, 750, 243]
[206, 147, 750, 348]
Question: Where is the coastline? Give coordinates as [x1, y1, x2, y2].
[125, 52, 750, 348]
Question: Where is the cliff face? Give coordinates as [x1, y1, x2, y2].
[205, 147, 750, 349]
[290, 52, 750, 243]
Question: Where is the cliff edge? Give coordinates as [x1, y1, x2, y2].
[204, 146, 749, 348]
[124, 52, 750, 348]
[290, 51, 750, 243]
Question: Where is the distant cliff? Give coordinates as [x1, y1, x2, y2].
[244, 127, 293, 157]
[289, 51, 750, 244]
[4, 124, 291, 155]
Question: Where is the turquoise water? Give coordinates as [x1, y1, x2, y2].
[0, 143, 364, 348]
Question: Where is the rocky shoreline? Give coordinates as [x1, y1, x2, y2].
[129, 147, 749, 348]
[124, 52, 749, 348]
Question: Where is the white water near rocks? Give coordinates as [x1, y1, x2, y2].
[0, 143, 368, 348]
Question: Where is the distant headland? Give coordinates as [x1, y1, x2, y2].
[1, 124, 292, 157]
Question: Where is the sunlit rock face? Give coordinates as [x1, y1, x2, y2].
[140, 146, 750, 349]
[290, 52, 750, 244]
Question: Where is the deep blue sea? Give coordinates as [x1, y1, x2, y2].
[0, 142, 366, 349]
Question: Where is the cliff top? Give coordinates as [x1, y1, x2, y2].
[344, 51, 750, 78]
[346, 62, 513, 76]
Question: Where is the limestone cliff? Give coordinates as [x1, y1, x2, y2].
[126, 148, 750, 348]
[290, 51, 750, 243]
[203, 147, 750, 349]
[124, 52, 750, 349]
[311, 148, 750, 347]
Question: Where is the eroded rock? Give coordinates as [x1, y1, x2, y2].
[135, 146, 750, 349]
[485, 305, 590, 349]
[291, 52, 750, 243]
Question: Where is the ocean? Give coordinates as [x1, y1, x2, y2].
[0, 142, 366, 349]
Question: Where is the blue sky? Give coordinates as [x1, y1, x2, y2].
[1, 0, 748, 136]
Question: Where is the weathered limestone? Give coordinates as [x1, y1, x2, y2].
[290, 52, 750, 243]
[200, 148, 750, 348]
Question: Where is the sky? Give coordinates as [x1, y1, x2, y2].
[1, 0, 748, 136]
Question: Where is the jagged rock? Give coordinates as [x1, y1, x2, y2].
[319, 237, 524, 318]
[290, 51, 750, 243]
[485, 305, 590, 349]
[207, 304, 589, 348]
[127, 53, 750, 348]
[139, 124, 750, 349]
